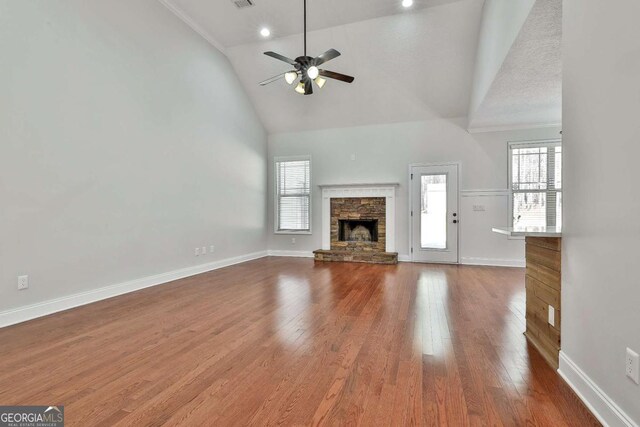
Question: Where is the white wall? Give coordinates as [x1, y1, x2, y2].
[0, 0, 267, 314]
[561, 0, 640, 424]
[468, 0, 535, 123]
[267, 118, 560, 264]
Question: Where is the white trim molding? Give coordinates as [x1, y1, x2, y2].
[460, 257, 525, 268]
[319, 183, 399, 253]
[461, 189, 509, 196]
[467, 122, 562, 134]
[158, 0, 227, 55]
[267, 250, 314, 258]
[559, 351, 638, 427]
[0, 250, 268, 329]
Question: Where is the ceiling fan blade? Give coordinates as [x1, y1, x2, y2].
[319, 69, 355, 83]
[314, 49, 341, 66]
[304, 78, 313, 95]
[264, 51, 298, 66]
[259, 73, 286, 86]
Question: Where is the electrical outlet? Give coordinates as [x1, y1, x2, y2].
[18, 275, 29, 290]
[195, 247, 200, 256]
[627, 348, 639, 384]
[291, 237, 296, 245]
[202, 246, 207, 255]
[210, 245, 215, 253]
[350, 153, 356, 161]
[548, 305, 555, 327]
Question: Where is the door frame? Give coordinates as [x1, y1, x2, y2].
[408, 162, 461, 263]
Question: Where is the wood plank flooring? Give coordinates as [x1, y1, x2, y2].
[0, 258, 599, 426]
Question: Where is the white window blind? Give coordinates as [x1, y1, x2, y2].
[509, 141, 562, 228]
[276, 158, 311, 232]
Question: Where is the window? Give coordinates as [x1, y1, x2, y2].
[509, 141, 562, 228]
[275, 157, 311, 233]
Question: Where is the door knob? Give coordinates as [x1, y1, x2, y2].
[453, 220, 458, 224]
[453, 213, 457, 217]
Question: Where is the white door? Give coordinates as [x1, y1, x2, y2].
[410, 164, 459, 263]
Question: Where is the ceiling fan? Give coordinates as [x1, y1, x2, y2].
[259, 0, 355, 95]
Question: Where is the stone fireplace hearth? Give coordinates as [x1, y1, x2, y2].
[314, 184, 398, 264]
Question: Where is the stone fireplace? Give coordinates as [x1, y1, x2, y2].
[314, 184, 398, 264]
[331, 197, 385, 252]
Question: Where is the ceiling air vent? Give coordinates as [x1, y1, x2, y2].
[232, 0, 254, 9]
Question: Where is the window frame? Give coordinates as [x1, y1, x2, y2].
[507, 139, 562, 231]
[274, 155, 312, 235]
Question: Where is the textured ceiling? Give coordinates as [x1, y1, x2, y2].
[469, 0, 562, 130]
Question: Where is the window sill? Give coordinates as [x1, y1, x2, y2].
[274, 230, 312, 235]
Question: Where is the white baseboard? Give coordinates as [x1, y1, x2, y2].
[398, 254, 411, 262]
[558, 351, 638, 427]
[0, 250, 268, 329]
[460, 256, 525, 268]
[267, 250, 315, 258]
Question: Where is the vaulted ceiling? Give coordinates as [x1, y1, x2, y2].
[162, 0, 561, 134]
[469, 0, 562, 130]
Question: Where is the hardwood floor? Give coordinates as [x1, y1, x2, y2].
[0, 258, 598, 426]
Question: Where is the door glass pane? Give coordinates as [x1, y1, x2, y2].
[421, 174, 447, 249]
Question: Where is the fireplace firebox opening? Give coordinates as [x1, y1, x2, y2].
[338, 219, 379, 243]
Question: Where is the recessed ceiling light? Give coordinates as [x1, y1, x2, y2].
[402, 0, 413, 8]
[260, 28, 271, 38]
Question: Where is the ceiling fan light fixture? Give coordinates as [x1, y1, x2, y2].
[307, 66, 319, 80]
[285, 71, 298, 85]
[260, 27, 271, 38]
[402, 0, 413, 8]
[295, 82, 306, 94]
[259, 0, 355, 93]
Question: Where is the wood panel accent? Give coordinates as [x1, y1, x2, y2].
[525, 236, 562, 370]
[526, 243, 562, 272]
[527, 262, 561, 291]
[0, 258, 598, 426]
[527, 275, 561, 311]
[527, 236, 562, 251]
